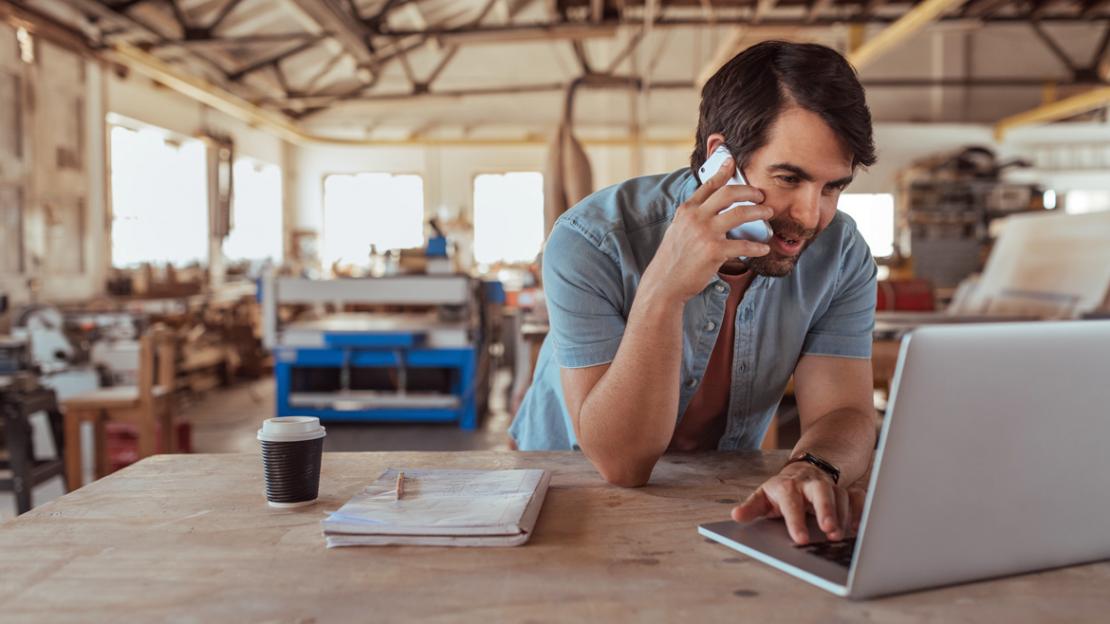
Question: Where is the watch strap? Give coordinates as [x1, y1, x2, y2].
[785, 452, 841, 484]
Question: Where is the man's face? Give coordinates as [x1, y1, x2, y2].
[716, 107, 855, 277]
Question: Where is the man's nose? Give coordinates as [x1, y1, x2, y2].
[787, 187, 822, 232]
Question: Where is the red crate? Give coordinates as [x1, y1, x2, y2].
[104, 421, 191, 473]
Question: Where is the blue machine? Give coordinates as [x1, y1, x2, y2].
[263, 275, 482, 429]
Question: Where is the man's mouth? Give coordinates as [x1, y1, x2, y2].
[771, 231, 806, 256]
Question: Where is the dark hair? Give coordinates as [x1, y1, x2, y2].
[690, 41, 876, 178]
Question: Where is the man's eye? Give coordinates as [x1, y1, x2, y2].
[778, 176, 799, 184]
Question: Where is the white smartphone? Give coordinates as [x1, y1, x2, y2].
[697, 145, 773, 244]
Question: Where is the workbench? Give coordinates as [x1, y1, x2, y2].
[2, 451, 1107, 621]
[275, 314, 478, 428]
[263, 276, 484, 429]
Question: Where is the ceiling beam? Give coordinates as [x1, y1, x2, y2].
[0, 0, 92, 52]
[379, 14, 1105, 41]
[308, 78, 692, 103]
[227, 36, 326, 81]
[604, 27, 645, 73]
[431, 22, 620, 44]
[961, 0, 1012, 18]
[860, 0, 887, 16]
[301, 50, 346, 94]
[847, 0, 966, 69]
[696, 26, 747, 86]
[147, 33, 326, 49]
[108, 41, 310, 144]
[205, 0, 246, 33]
[1030, 19, 1077, 73]
[863, 77, 1102, 87]
[285, 0, 376, 68]
[571, 39, 593, 73]
[590, 0, 604, 22]
[753, 0, 778, 25]
[994, 86, 1110, 139]
[423, 45, 460, 87]
[805, 0, 833, 24]
[1083, 0, 1110, 18]
[106, 39, 658, 147]
[164, 0, 192, 34]
[57, 0, 240, 80]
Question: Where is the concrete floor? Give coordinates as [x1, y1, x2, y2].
[1, 371, 514, 521]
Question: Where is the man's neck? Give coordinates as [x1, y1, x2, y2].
[718, 259, 750, 276]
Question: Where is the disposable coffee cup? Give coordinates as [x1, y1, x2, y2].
[257, 416, 326, 508]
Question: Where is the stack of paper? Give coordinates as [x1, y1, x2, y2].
[322, 468, 551, 548]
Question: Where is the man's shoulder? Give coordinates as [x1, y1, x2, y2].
[810, 210, 871, 265]
[554, 168, 695, 245]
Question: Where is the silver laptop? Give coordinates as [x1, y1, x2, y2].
[700, 320, 1110, 599]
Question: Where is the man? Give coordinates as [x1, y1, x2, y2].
[511, 41, 879, 547]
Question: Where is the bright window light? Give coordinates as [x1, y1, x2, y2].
[1043, 189, 1057, 210]
[110, 125, 208, 267]
[224, 159, 283, 262]
[473, 172, 544, 265]
[837, 193, 895, 258]
[1064, 190, 1110, 215]
[322, 173, 424, 267]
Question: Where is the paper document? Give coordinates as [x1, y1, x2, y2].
[322, 468, 551, 548]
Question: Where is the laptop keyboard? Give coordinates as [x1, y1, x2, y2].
[796, 537, 857, 568]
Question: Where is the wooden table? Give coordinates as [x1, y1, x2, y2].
[1, 451, 1107, 622]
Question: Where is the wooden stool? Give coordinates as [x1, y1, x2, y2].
[62, 326, 177, 490]
[1, 381, 68, 514]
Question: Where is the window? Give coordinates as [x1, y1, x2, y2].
[224, 159, 283, 262]
[837, 193, 895, 258]
[109, 125, 208, 267]
[322, 173, 424, 268]
[1063, 190, 1110, 215]
[472, 172, 544, 265]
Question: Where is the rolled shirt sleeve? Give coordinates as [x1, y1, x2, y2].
[541, 222, 628, 369]
[801, 230, 878, 359]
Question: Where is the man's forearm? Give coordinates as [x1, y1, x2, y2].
[790, 407, 877, 486]
[576, 280, 685, 486]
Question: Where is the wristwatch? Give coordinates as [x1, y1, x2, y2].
[785, 452, 841, 484]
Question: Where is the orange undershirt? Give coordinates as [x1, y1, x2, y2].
[669, 268, 754, 452]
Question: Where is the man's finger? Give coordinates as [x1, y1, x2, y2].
[770, 484, 810, 545]
[802, 479, 840, 540]
[687, 156, 735, 207]
[712, 201, 773, 230]
[731, 488, 772, 523]
[699, 183, 766, 218]
[721, 240, 770, 259]
[836, 487, 852, 538]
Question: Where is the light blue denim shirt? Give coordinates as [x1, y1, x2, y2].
[510, 167, 877, 451]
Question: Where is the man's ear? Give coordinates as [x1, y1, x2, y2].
[706, 133, 727, 157]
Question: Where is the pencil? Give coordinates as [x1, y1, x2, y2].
[395, 471, 405, 500]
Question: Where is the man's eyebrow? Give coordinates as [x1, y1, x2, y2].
[768, 162, 853, 187]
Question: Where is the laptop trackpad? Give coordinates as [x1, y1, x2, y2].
[700, 516, 851, 588]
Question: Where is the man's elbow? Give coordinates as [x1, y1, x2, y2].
[594, 456, 657, 488]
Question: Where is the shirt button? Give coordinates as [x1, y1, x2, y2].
[705, 321, 716, 331]
[714, 283, 726, 293]
[685, 378, 697, 389]
[741, 307, 753, 322]
[740, 363, 748, 372]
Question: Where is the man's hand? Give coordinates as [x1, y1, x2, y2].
[730, 461, 868, 545]
[641, 157, 772, 304]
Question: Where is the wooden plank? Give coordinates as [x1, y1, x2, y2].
[1, 452, 1108, 620]
[994, 86, 1110, 139]
[847, 0, 965, 70]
